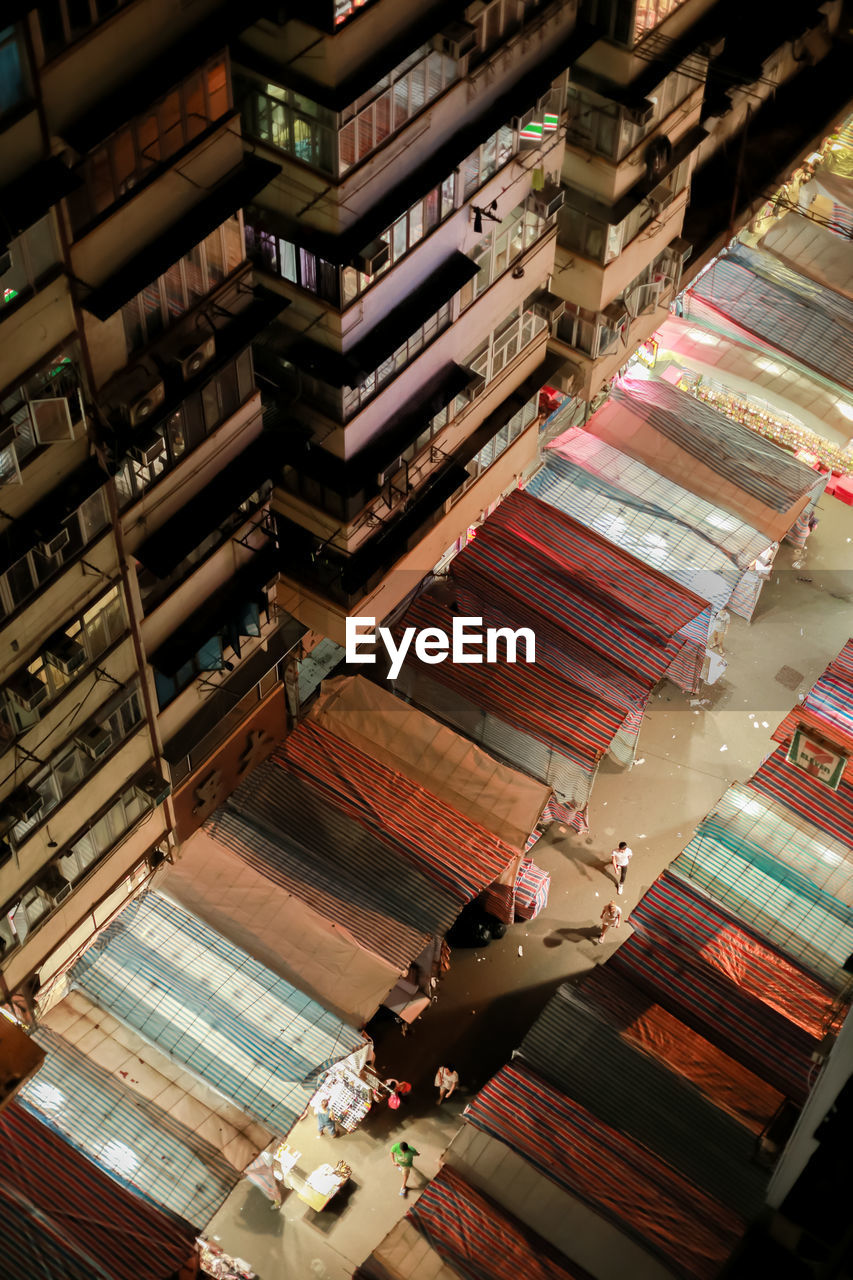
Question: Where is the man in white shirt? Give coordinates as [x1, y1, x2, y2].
[611, 841, 633, 895]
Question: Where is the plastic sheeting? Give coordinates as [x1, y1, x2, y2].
[279, 723, 521, 921]
[0, 1103, 197, 1280]
[308, 675, 551, 851]
[518, 985, 768, 1215]
[580, 966, 784, 1133]
[585, 373, 817, 542]
[687, 245, 853, 394]
[21, 1028, 238, 1226]
[71, 891, 364, 1137]
[43, 988, 272, 1170]
[614, 875, 831, 1101]
[408, 1166, 593, 1280]
[530, 434, 757, 609]
[163, 827, 407, 1027]
[761, 211, 853, 301]
[463, 1062, 744, 1280]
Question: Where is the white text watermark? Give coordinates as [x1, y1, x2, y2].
[346, 616, 536, 680]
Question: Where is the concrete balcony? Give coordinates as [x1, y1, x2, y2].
[553, 185, 687, 313]
[550, 287, 676, 403]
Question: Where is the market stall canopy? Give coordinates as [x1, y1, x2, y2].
[226, 754, 467, 941]
[275, 723, 524, 920]
[308, 675, 552, 851]
[674, 784, 853, 990]
[43, 988, 271, 1171]
[70, 891, 364, 1137]
[517, 984, 768, 1218]
[0, 1102, 198, 1280]
[457, 1061, 743, 1280]
[21, 1027, 237, 1225]
[580, 963, 784, 1134]
[610, 874, 831, 1102]
[532, 426, 769, 607]
[760, 211, 853, 302]
[448, 490, 702, 684]
[584, 373, 821, 543]
[357, 1165, 594, 1280]
[771, 638, 853, 755]
[163, 822, 412, 1028]
[687, 244, 853, 394]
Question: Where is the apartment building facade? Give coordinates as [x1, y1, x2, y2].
[232, 0, 585, 643]
[0, 1, 303, 1012]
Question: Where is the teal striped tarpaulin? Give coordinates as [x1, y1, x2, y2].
[21, 1027, 237, 1226]
[71, 891, 363, 1137]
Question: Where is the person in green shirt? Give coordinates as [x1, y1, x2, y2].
[390, 1140, 419, 1196]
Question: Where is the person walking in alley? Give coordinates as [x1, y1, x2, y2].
[314, 1095, 337, 1138]
[611, 841, 633, 894]
[434, 1064, 458, 1104]
[390, 1140, 419, 1196]
[597, 900, 622, 944]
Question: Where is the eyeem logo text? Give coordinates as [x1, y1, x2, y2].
[346, 616, 536, 680]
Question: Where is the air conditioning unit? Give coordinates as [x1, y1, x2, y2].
[7, 670, 48, 713]
[38, 527, 70, 558]
[463, 369, 486, 399]
[529, 182, 565, 220]
[119, 370, 166, 429]
[44, 632, 86, 676]
[128, 433, 166, 466]
[432, 20, 477, 59]
[532, 290, 566, 324]
[352, 239, 390, 276]
[8, 785, 43, 825]
[133, 766, 171, 808]
[628, 102, 655, 127]
[601, 300, 629, 329]
[73, 724, 112, 759]
[666, 235, 693, 268]
[647, 187, 675, 216]
[170, 335, 216, 381]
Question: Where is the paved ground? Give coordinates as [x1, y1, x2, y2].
[206, 490, 853, 1280]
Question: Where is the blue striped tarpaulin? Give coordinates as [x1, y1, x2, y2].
[529, 435, 762, 607]
[688, 244, 853, 393]
[0, 1102, 197, 1280]
[20, 1027, 237, 1227]
[71, 891, 364, 1137]
[673, 797, 853, 989]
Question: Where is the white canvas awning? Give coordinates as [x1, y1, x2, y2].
[308, 675, 552, 851]
[761, 212, 853, 302]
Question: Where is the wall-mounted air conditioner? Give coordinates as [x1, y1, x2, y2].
[601, 300, 629, 329]
[6, 670, 48, 713]
[463, 369, 486, 399]
[646, 186, 675, 216]
[128, 433, 166, 466]
[38, 527, 70, 558]
[352, 239, 390, 276]
[8, 785, 43, 825]
[628, 101, 655, 127]
[73, 724, 112, 760]
[532, 290, 566, 324]
[529, 182, 564, 220]
[169, 335, 216, 381]
[119, 369, 166, 428]
[666, 236, 693, 268]
[432, 20, 477, 59]
[133, 766, 171, 808]
[44, 632, 86, 676]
